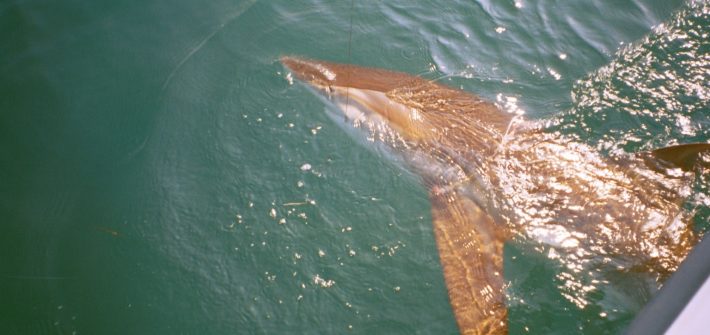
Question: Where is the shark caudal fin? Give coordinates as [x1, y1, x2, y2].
[429, 189, 507, 335]
[646, 143, 710, 172]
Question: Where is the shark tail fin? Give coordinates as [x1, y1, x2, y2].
[648, 143, 710, 172]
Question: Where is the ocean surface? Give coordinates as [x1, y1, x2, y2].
[1, 0, 708, 334]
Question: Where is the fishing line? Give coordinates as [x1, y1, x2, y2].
[345, 0, 355, 117]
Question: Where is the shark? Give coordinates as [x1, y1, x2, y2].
[280, 56, 710, 335]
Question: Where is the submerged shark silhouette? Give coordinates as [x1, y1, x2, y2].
[281, 56, 709, 335]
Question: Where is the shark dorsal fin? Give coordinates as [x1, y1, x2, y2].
[649, 143, 710, 172]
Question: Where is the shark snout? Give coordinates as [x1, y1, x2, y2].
[281, 56, 338, 87]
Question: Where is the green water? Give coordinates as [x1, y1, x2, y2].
[1, 0, 708, 334]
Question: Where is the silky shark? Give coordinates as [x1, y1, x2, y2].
[281, 56, 710, 335]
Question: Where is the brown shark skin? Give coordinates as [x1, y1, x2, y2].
[281, 56, 705, 335]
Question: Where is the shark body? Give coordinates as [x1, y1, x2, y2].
[281, 56, 709, 335]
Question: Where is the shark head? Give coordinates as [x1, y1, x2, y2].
[281, 56, 440, 147]
[281, 55, 520, 192]
[281, 56, 515, 162]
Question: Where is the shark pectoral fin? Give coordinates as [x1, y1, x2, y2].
[429, 190, 507, 335]
[645, 143, 710, 172]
